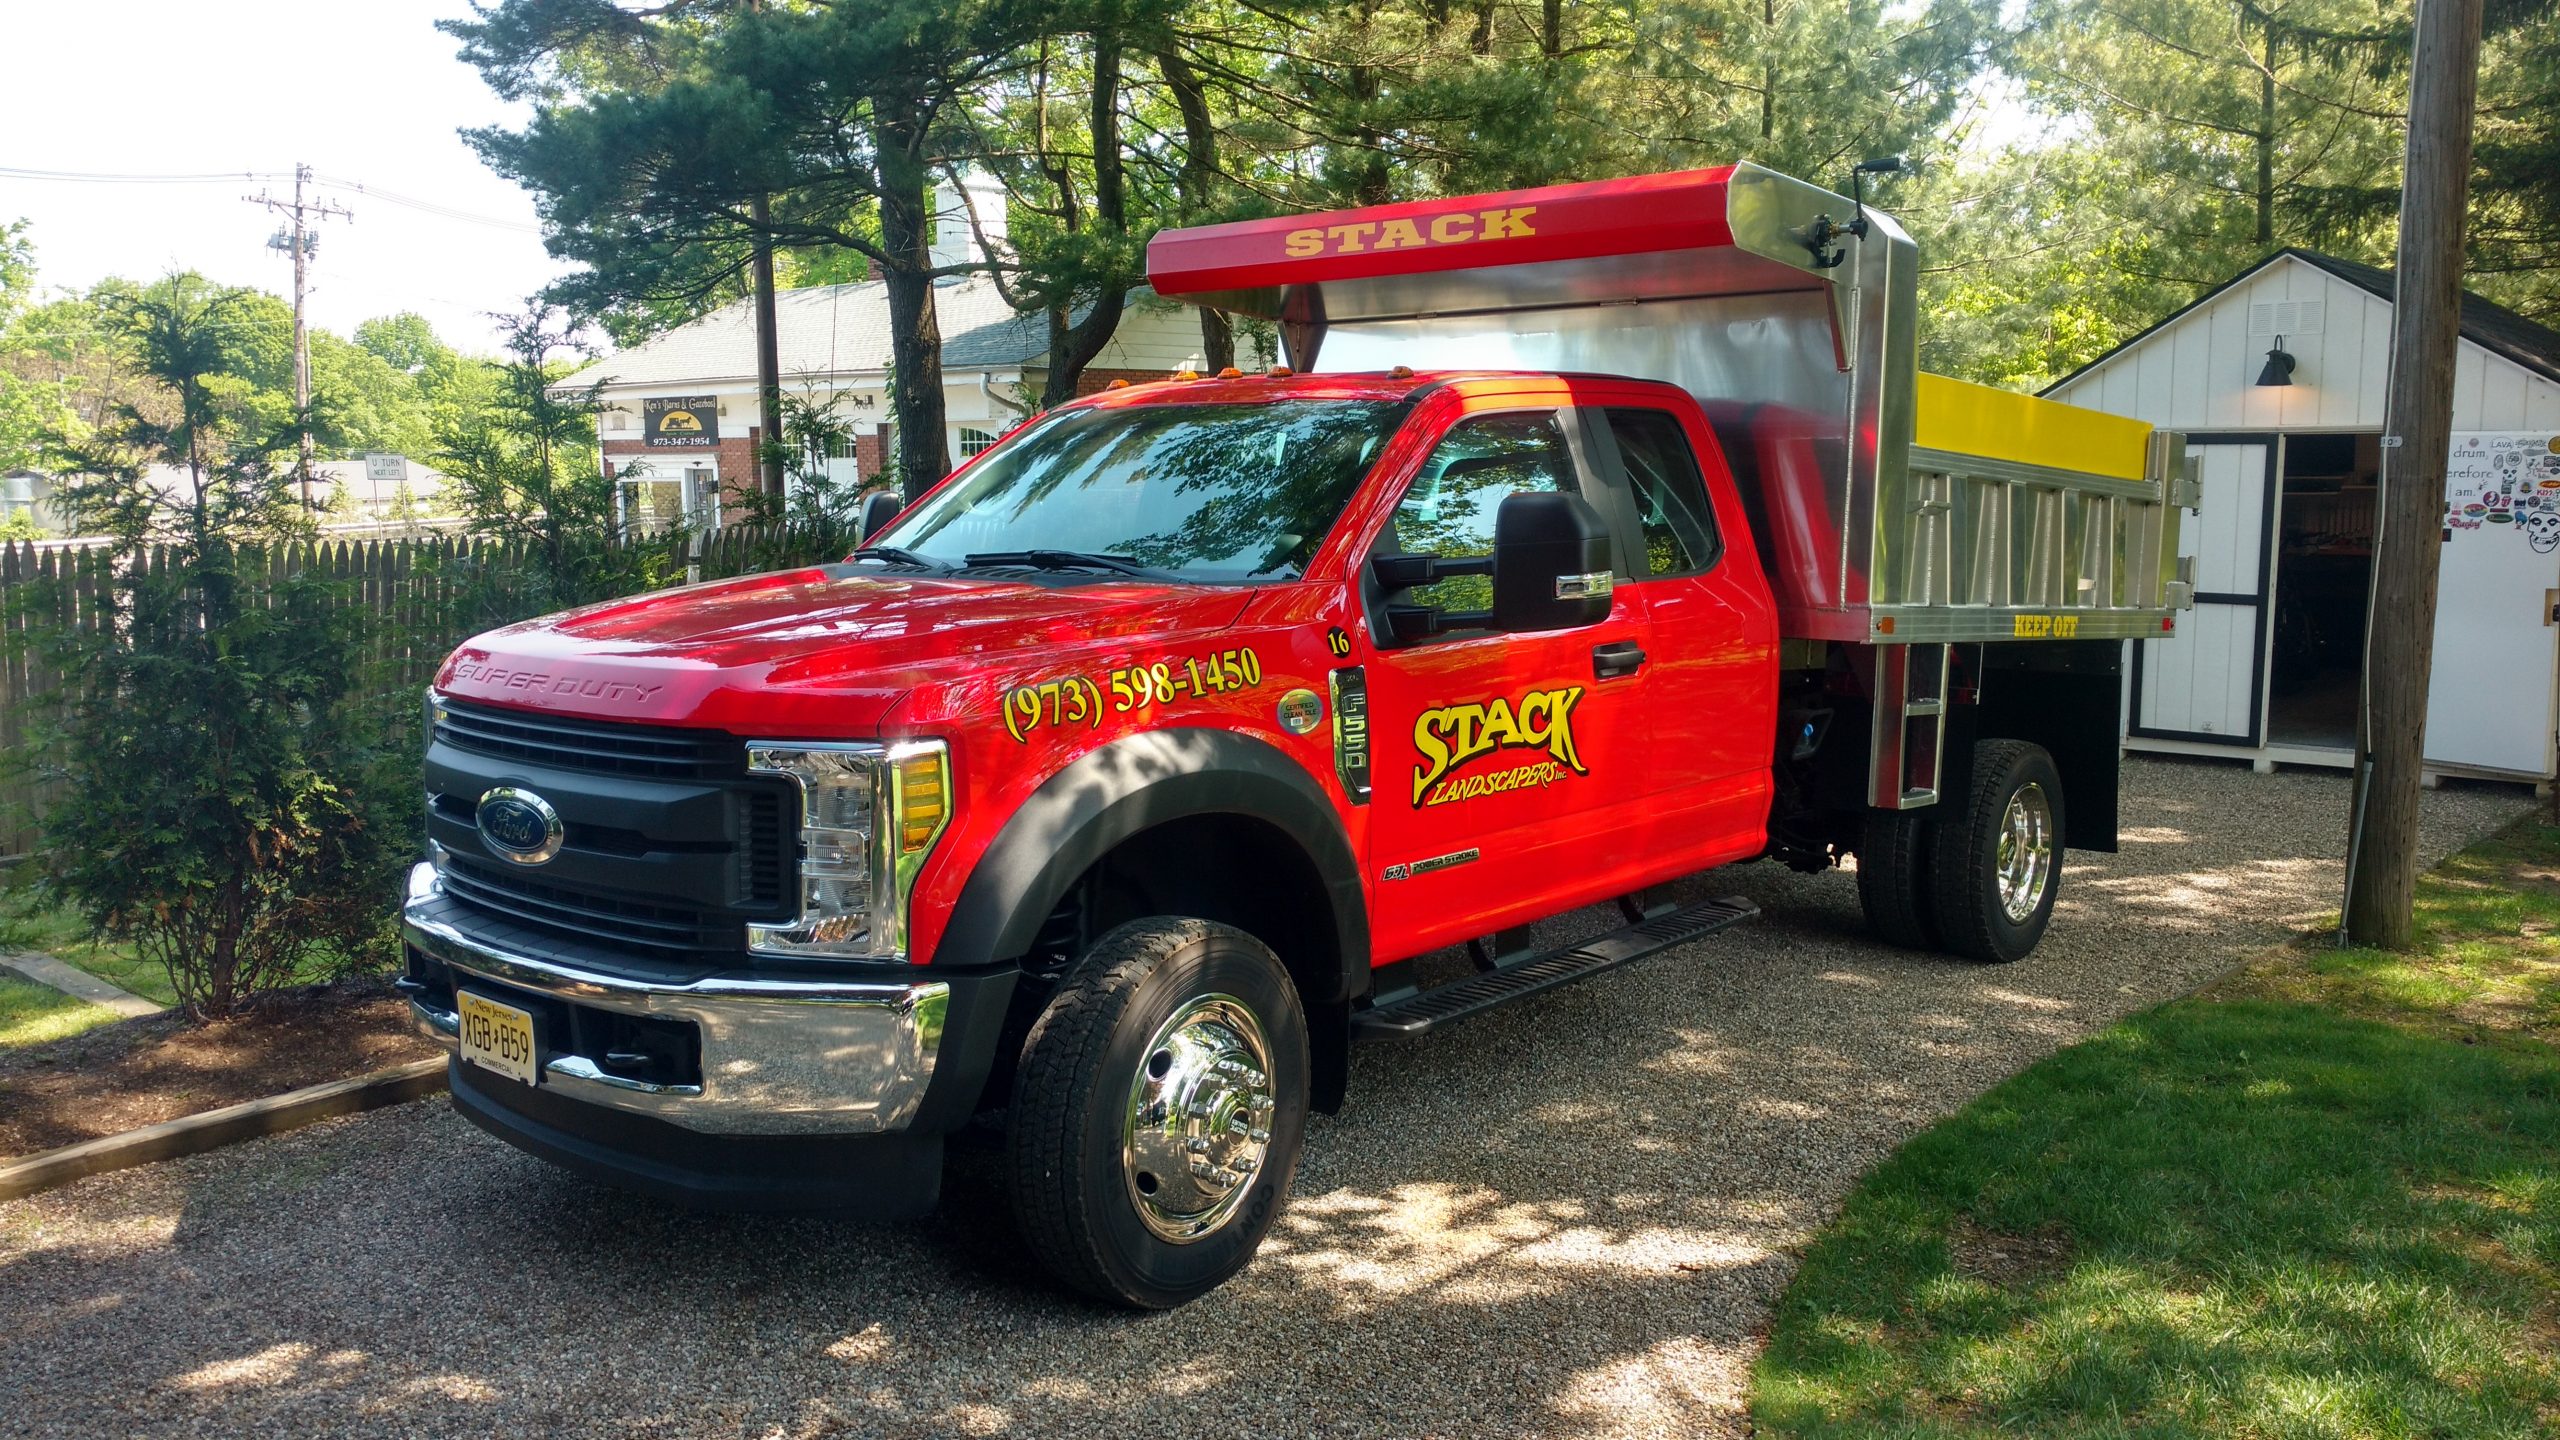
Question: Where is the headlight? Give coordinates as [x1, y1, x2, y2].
[745, 739, 952, 960]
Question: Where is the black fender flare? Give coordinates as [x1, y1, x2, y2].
[933, 727, 1370, 1004]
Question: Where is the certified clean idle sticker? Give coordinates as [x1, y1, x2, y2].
[1275, 688, 1325, 735]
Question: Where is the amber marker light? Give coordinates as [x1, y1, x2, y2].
[896, 752, 947, 853]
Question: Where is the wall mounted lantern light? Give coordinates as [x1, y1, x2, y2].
[2255, 336, 2297, 387]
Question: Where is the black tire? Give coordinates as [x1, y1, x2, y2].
[1005, 917, 1309, 1309]
[1932, 740, 2065, 964]
[1858, 807, 1940, 949]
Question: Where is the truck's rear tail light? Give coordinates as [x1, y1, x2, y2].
[745, 740, 952, 960]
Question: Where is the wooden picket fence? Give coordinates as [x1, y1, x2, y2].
[0, 524, 850, 859]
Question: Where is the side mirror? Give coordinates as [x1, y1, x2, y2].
[1491, 491, 1614, 632]
[856, 489, 903, 543]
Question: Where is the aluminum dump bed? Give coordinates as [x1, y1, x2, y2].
[1147, 164, 2200, 649]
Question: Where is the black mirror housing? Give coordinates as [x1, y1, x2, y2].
[1491, 492, 1614, 632]
[856, 489, 903, 543]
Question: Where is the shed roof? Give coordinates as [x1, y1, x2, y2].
[557, 276, 1056, 391]
[2045, 248, 2560, 393]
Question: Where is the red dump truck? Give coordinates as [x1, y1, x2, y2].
[401, 163, 2196, 1306]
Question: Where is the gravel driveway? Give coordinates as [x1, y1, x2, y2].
[0, 760, 2532, 1440]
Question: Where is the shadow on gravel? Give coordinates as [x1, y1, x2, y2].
[0, 760, 2534, 1440]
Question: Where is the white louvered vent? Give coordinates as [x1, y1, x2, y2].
[2249, 300, 2326, 337]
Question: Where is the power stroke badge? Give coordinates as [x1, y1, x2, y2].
[1409, 685, 1588, 807]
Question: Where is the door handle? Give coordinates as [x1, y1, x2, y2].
[1592, 641, 1646, 680]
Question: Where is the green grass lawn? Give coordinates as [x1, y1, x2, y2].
[0, 868, 178, 1010]
[0, 971, 119, 1047]
[1753, 817, 2560, 1439]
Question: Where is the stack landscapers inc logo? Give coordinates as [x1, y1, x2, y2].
[644, 396, 721, 449]
[1410, 685, 1588, 807]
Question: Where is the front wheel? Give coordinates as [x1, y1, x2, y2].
[1005, 917, 1310, 1309]
[1931, 740, 2065, 963]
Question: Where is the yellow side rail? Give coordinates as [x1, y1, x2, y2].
[1912, 372, 2151, 483]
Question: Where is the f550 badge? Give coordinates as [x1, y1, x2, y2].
[1410, 685, 1587, 807]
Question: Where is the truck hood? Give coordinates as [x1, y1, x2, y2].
[434, 566, 1255, 734]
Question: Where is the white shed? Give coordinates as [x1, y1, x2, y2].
[2045, 249, 2560, 782]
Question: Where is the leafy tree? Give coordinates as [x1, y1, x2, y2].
[356, 311, 504, 447]
[310, 329, 431, 460]
[22, 276, 403, 1017]
[2466, 4, 2560, 321]
[2010, 0, 2415, 293]
[448, 0, 1062, 500]
[432, 304, 620, 607]
[0, 221, 71, 474]
[962, 25, 1156, 406]
[0, 225, 110, 471]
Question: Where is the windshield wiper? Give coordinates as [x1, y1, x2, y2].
[849, 544, 949, 570]
[963, 549, 1172, 580]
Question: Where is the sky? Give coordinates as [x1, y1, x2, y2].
[2, 0, 566, 355]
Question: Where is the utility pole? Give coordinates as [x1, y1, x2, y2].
[743, 0, 785, 504]
[245, 164, 352, 511]
[2342, 0, 2486, 948]
[750, 192, 786, 502]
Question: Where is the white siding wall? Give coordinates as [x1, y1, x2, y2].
[2049, 255, 2560, 432]
[1089, 299, 1267, 373]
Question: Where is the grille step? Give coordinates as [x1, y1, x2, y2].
[1352, 896, 1760, 1040]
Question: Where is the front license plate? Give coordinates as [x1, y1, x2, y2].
[456, 990, 540, 1086]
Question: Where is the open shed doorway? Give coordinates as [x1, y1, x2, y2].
[2265, 432, 2379, 752]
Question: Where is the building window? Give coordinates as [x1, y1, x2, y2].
[957, 427, 999, 459]
[619, 463, 721, 531]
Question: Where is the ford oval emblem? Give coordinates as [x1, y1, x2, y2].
[476, 787, 564, 866]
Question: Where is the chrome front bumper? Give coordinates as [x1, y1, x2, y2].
[402, 863, 948, 1137]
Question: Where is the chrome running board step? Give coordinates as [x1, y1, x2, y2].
[1351, 896, 1759, 1040]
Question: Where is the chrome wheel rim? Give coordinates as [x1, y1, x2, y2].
[1996, 782, 2055, 923]
[1121, 994, 1276, 1244]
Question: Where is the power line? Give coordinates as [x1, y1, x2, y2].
[1, 164, 540, 233]
[0, 165, 293, 185]
[310, 174, 541, 234]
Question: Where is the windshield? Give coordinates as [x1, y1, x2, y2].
[876, 399, 1409, 582]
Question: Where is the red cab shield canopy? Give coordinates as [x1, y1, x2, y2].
[1144, 164, 1847, 366]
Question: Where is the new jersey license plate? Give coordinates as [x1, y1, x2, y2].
[456, 990, 539, 1086]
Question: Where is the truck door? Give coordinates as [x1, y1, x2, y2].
[1359, 404, 1659, 963]
[1582, 402, 1781, 869]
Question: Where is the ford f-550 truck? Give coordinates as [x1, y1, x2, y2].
[401, 163, 2198, 1308]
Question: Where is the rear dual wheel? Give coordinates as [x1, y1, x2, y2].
[1857, 739, 2064, 965]
[1933, 740, 2064, 964]
[1005, 917, 1310, 1309]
